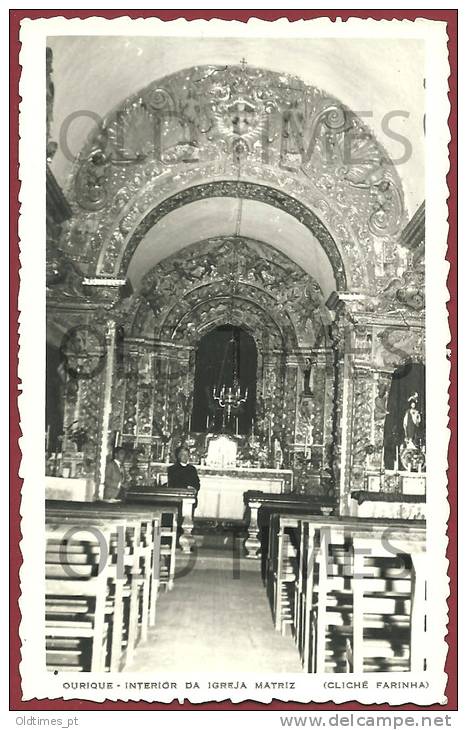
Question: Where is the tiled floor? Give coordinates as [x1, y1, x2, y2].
[125, 548, 303, 673]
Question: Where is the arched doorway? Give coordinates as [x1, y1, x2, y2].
[192, 325, 257, 434]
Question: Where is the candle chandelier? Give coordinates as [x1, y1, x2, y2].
[212, 326, 249, 426]
[211, 216, 249, 429]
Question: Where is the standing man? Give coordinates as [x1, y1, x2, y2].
[167, 445, 200, 495]
[103, 446, 126, 500]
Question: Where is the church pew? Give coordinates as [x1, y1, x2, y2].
[46, 502, 162, 671]
[125, 485, 197, 557]
[48, 514, 146, 671]
[47, 498, 173, 591]
[267, 513, 300, 635]
[243, 490, 334, 579]
[46, 511, 150, 671]
[304, 517, 426, 674]
[125, 491, 179, 590]
[267, 512, 427, 673]
[45, 524, 112, 672]
[46, 504, 160, 628]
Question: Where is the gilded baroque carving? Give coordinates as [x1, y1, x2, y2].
[63, 64, 407, 293]
[140, 235, 328, 347]
[351, 373, 374, 470]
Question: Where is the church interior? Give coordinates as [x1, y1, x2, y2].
[44, 36, 427, 675]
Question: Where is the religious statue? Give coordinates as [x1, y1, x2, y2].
[272, 436, 283, 469]
[374, 382, 389, 421]
[403, 393, 422, 449]
[400, 393, 425, 472]
[303, 357, 312, 395]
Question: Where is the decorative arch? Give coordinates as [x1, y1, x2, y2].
[169, 294, 289, 350]
[120, 181, 347, 290]
[60, 64, 407, 295]
[137, 235, 330, 348]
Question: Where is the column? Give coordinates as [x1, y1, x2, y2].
[96, 319, 116, 498]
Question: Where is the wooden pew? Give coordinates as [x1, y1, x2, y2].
[45, 524, 112, 672]
[45, 501, 162, 672]
[267, 512, 427, 673]
[267, 513, 301, 635]
[47, 514, 135, 671]
[124, 490, 180, 589]
[47, 497, 174, 591]
[46, 511, 145, 671]
[243, 490, 335, 575]
[47, 504, 161, 620]
[125, 485, 197, 557]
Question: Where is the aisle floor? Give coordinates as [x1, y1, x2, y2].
[125, 549, 303, 672]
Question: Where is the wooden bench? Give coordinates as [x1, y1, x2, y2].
[243, 490, 335, 562]
[45, 523, 112, 672]
[48, 498, 176, 591]
[267, 512, 427, 673]
[45, 501, 163, 672]
[46, 512, 150, 671]
[126, 485, 197, 556]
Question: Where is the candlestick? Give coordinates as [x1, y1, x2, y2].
[394, 445, 399, 472]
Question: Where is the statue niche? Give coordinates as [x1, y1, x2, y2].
[383, 362, 426, 471]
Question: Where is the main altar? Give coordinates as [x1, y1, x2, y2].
[151, 464, 292, 520]
[127, 434, 293, 521]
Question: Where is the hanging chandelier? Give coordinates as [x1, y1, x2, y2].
[211, 226, 248, 428]
[212, 328, 248, 424]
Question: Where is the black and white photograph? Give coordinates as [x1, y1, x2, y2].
[16, 15, 452, 706]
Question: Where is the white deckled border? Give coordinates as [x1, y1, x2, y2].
[18, 14, 451, 705]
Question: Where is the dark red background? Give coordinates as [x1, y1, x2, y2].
[9, 8, 458, 712]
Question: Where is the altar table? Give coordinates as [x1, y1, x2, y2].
[148, 463, 293, 521]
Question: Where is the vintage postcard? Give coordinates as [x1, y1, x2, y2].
[14, 12, 455, 709]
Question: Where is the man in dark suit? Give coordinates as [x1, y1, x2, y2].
[167, 446, 200, 494]
[103, 446, 126, 500]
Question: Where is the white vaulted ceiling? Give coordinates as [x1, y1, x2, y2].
[48, 35, 425, 217]
[126, 197, 337, 297]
